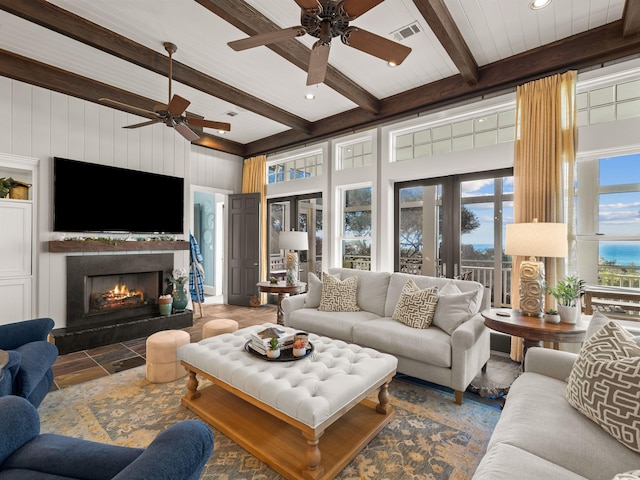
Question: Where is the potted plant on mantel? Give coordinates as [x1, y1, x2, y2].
[546, 275, 586, 324]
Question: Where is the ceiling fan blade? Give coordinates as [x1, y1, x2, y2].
[188, 118, 231, 131]
[228, 26, 307, 51]
[307, 42, 330, 85]
[123, 119, 161, 129]
[174, 123, 200, 142]
[341, 0, 385, 18]
[99, 98, 157, 117]
[293, 0, 320, 9]
[343, 27, 411, 65]
[167, 94, 191, 116]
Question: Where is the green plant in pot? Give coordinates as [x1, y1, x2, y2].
[546, 275, 586, 324]
[267, 337, 280, 359]
[0, 177, 20, 198]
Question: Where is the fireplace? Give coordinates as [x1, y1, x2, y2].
[52, 253, 193, 354]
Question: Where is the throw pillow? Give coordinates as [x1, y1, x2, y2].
[432, 290, 478, 335]
[585, 310, 612, 340]
[565, 321, 640, 454]
[613, 471, 640, 480]
[303, 272, 323, 308]
[318, 272, 360, 312]
[392, 279, 438, 329]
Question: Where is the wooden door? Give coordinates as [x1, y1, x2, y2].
[227, 193, 261, 306]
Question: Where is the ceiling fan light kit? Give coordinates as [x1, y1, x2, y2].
[228, 0, 411, 86]
[99, 42, 231, 141]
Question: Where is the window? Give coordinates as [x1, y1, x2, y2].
[392, 108, 516, 162]
[267, 151, 323, 184]
[577, 153, 640, 290]
[336, 138, 373, 170]
[341, 186, 372, 270]
[577, 79, 640, 126]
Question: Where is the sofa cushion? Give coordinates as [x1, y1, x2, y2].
[566, 321, 640, 454]
[287, 309, 378, 343]
[613, 471, 640, 480]
[392, 280, 438, 329]
[318, 272, 360, 312]
[488, 370, 640, 480]
[433, 290, 478, 335]
[353, 317, 452, 368]
[328, 268, 391, 316]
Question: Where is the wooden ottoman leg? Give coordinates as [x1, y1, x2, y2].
[184, 369, 201, 401]
[376, 381, 392, 414]
[302, 431, 324, 480]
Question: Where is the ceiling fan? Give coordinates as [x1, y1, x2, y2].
[228, 0, 412, 86]
[99, 42, 231, 142]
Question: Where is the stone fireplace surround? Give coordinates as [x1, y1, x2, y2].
[52, 253, 193, 355]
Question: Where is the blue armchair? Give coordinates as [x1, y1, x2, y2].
[0, 395, 214, 479]
[0, 317, 58, 407]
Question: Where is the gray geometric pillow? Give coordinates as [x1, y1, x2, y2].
[318, 272, 360, 312]
[392, 279, 438, 329]
[566, 321, 640, 454]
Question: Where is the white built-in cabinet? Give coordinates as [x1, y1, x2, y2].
[0, 153, 38, 325]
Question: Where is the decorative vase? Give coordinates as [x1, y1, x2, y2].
[292, 347, 306, 357]
[544, 313, 561, 324]
[158, 296, 173, 316]
[558, 305, 579, 324]
[266, 349, 280, 359]
[172, 284, 188, 312]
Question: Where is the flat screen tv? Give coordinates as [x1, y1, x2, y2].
[53, 157, 184, 234]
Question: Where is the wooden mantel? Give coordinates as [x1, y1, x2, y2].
[48, 240, 189, 253]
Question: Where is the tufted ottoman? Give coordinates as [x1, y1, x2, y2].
[201, 318, 239, 339]
[146, 329, 190, 383]
[178, 323, 397, 480]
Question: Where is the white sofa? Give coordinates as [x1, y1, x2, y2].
[472, 346, 640, 480]
[282, 268, 490, 404]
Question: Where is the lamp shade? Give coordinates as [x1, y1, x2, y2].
[505, 222, 568, 258]
[279, 231, 308, 251]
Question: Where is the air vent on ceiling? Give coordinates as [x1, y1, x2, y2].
[223, 110, 239, 117]
[392, 22, 421, 42]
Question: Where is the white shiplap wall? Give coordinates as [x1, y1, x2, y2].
[0, 76, 242, 328]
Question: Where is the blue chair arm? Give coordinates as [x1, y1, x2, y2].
[0, 396, 40, 465]
[111, 420, 214, 480]
[0, 318, 55, 351]
[14, 341, 58, 398]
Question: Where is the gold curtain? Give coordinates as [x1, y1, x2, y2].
[510, 71, 577, 361]
[242, 155, 267, 303]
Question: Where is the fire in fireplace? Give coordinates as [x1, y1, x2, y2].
[89, 277, 147, 312]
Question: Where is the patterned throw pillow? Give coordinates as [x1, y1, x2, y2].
[318, 272, 360, 312]
[566, 321, 640, 454]
[392, 279, 438, 329]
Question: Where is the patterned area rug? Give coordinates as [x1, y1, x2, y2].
[39, 367, 500, 479]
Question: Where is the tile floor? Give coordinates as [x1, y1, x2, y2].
[51, 302, 521, 399]
[51, 302, 278, 390]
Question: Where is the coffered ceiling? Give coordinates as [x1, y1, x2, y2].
[0, 0, 639, 158]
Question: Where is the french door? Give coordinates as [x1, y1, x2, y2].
[394, 168, 513, 306]
[267, 193, 323, 283]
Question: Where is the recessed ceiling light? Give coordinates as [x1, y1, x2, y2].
[530, 0, 551, 10]
[305, 93, 315, 100]
[218, 130, 226, 135]
[388, 61, 397, 67]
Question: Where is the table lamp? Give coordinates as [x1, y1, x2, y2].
[279, 230, 308, 285]
[505, 220, 568, 316]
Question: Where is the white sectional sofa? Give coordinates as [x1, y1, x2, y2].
[472, 346, 640, 480]
[282, 267, 491, 404]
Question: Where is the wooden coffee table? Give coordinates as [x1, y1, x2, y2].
[482, 308, 589, 367]
[178, 324, 397, 480]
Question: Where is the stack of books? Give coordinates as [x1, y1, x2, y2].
[249, 326, 296, 355]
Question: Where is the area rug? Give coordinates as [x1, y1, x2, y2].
[39, 367, 500, 480]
